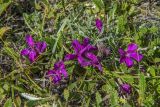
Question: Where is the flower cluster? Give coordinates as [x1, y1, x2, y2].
[119, 43, 143, 68]
[20, 19, 144, 94]
[47, 61, 68, 84]
[47, 38, 102, 84]
[121, 84, 131, 94]
[65, 38, 102, 71]
[21, 35, 47, 62]
[95, 18, 103, 32]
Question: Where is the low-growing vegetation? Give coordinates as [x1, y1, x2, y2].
[0, 0, 160, 106]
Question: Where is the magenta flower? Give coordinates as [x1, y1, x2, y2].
[21, 35, 47, 62]
[95, 18, 103, 32]
[47, 61, 68, 84]
[26, 35, 34, 47]
[119, 43, 143, 68]
[121, 84, 131, 94]
[65, 38, 102, 71]
[35, 41, 47, 53]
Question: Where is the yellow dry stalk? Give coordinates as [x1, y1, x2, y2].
[0, 27, 10, 39]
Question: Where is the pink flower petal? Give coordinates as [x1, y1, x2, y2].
[86, 53, 98, 63]
[25, 35, 34, 47]
[121, 84, 131, 94]
[77, 56, 91, 67]
[127, 43, 138, 52]
[60, 69, 68, 78]
[28, 50, 37, 62]
[54, 61, 65, 70]
[86, 53, 102, 71]
[125, 57, 134, 68]
[129, 52, 143, 62]
[118, 48, 125, 56]
[72, 40, 83, 54]
[35, 41, 47, 53]
[21, 49, 30, 56]
[47, 70, 54, 76]
[120, 57, 125, 63]
[96, 18, 103, 32]
[93, 63, 103, 72]
[53, 74, 61, 84]
[82, 38, 90, 46]
[65, 54, 77, 61]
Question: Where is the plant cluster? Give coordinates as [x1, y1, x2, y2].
[0, 0, 160, 107]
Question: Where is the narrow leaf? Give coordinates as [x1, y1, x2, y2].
[63, 89, 69, 101]
[0, 27, 10, 39]
[96, 92, 102, 105]
[4, 98, 12, 107]
[138, 73, 146, 105]
[92, 0, 104, 9]
[0, 0, 11, 16]
[21, 93, 44, 101]
[52, 18, 68, 53]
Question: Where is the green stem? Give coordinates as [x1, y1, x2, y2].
[23, 15, 38, 35]
[25, 72, 42, 91]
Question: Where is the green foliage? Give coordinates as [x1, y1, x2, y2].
[63, 89, 69, 101]
[96, 92, 102, 106]
[4, 98, 12, 107]
[0, 0, 11, 16]
[0, 27, 10, 39]
[138, 73, 146, 106]
[0, 0, 160, 106]
[92, 0, 104, 10]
